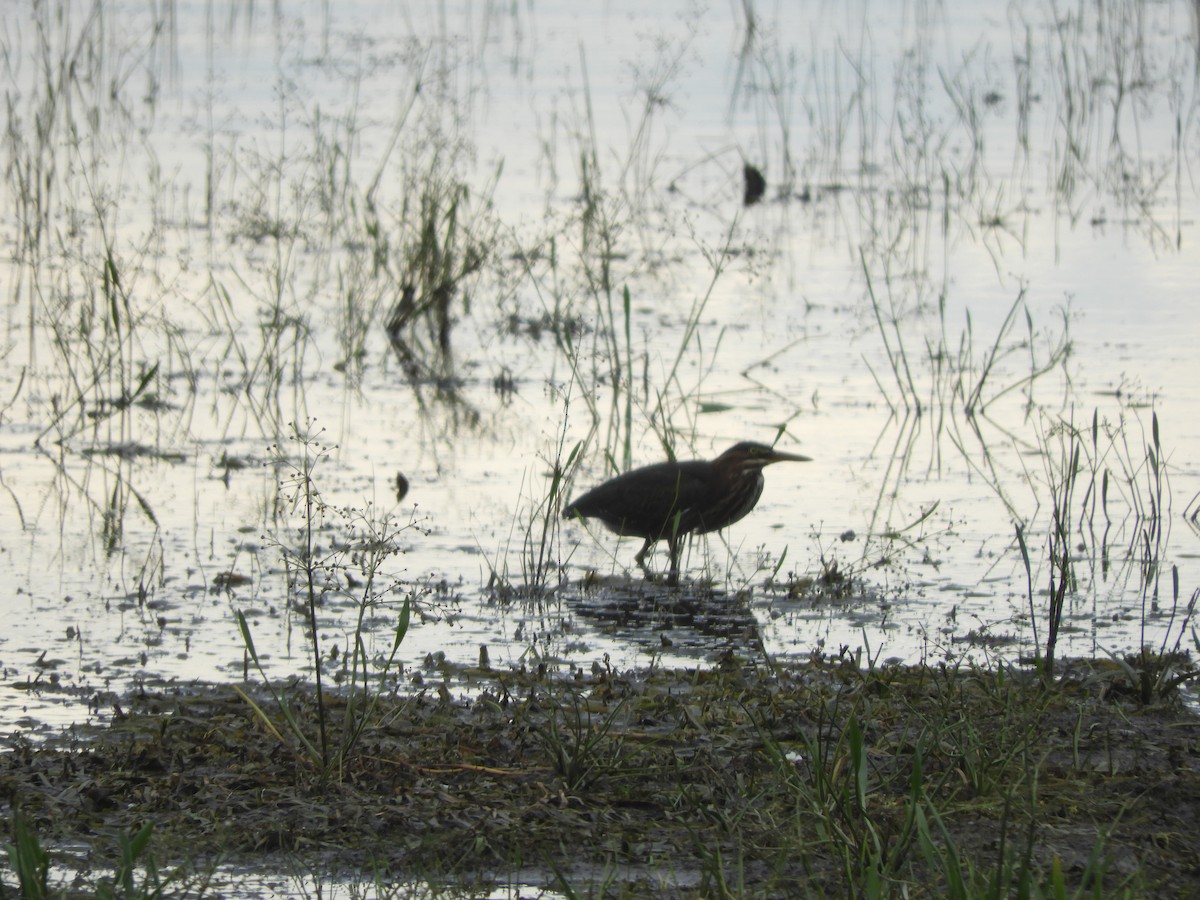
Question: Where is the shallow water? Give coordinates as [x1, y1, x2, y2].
[0, 0, 1198, 745]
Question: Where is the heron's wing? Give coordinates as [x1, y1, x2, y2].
[565, 460, 715, 538]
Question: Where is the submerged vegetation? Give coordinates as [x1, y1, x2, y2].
[1, 0, 1200, 895]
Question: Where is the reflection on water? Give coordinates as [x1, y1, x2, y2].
[0, 0, 1197, 745]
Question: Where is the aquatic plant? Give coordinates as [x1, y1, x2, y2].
[237, 419, 416, 781]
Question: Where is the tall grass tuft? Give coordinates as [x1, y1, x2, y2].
[1017, 408, 1192, 695]
[2, 806, 204, 899]
[237, 419, 416, 782]
[385, 171, 496, 391]
[1041, 416, 1081, 679]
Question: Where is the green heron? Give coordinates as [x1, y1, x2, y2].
[562, 441, 811, 585]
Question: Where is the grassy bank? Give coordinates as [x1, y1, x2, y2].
[3, 652, 1198, 898]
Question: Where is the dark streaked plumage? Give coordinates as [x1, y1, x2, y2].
[562, 441, 810, 585]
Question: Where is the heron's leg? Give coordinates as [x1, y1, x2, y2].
[634, 538, 655, 572]
[665, 536, 681, 587]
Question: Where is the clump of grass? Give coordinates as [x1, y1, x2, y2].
[1042, 413, 1080, 679]
[1016, 408, 1191, 696]
[384, 169, 496, 393]
[519, 434, 582, 594]
[236, 419, 417, 782]
[2, 807, 49, 900]
[2, 806, 205, 899]
[864, 259, 1071, 428]
[483, 450, 580, 598]
[530, 682, 628, 792]
[1099, 567, 1200, 705]
[746, 656, 1142, 897]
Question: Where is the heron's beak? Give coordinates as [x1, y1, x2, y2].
[766, 449, 812, 464]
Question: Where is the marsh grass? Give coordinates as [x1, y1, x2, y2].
[203, 119, 327, 436]
[480, 426, 581, 597]
[728, 1, 800, 198]
[236, 420, 416, 781]
[0, 2, 197, 453]
[749, 659, 1136, 898]
[555, 39, 754, 476]
[863, 259, 1070, 429]
[1041, 414, 1081, 678]
[562, 75, 642, 473]
[2, 808, 50, 900]
[858, 260, 1073, 589]
[530, 683, 628, 792]
[4, 0, 495, 448]
[855, 269, 1078, 641]
[2, 806, 206, 900]
[834, 0, 1184, 588]
[7, 654, 1192, 897]
[549, 209, 760, 584]
[521, 435, 582, 593]
[384, 168, 497, 392]
[1012, 408, 1196, 696]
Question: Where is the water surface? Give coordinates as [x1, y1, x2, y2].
[1, 0, 1198, 739]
